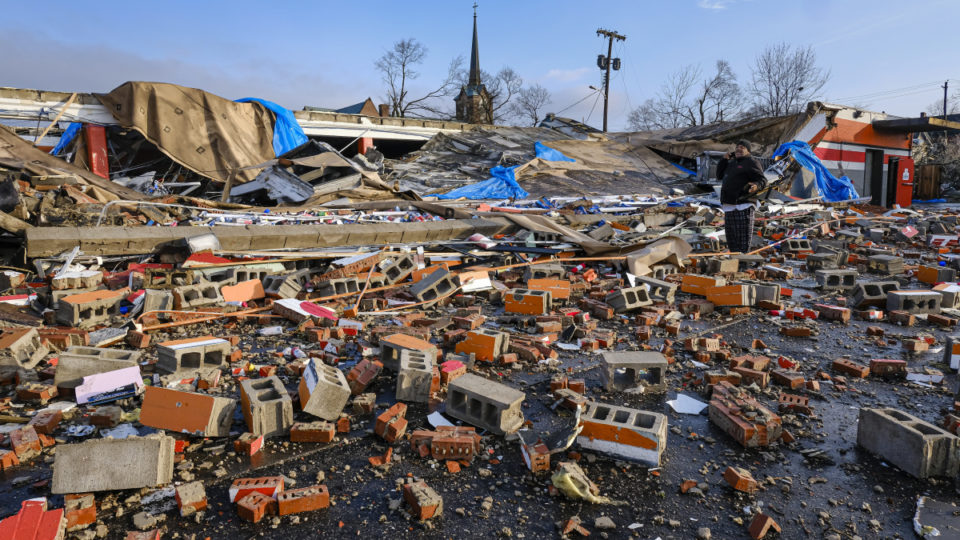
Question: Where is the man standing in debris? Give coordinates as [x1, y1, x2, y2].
[718, 140, 766, 254]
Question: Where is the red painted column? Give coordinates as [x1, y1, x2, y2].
[357, 137, 374, 156]
[84, 125, 110, 179]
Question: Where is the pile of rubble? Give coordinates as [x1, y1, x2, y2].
[0, 189, 958, 539]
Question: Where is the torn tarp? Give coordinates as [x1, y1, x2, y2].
[96, 82, 277, 185]
[534, 141, 575, 162]
[234, 97, 308, 156]
[436, 165, 528, 200]
[50, 122, 82, 156]
[773, 140, 859, 202]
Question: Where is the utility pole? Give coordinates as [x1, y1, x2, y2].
[943, 80, 949, 121]
[596, 28, 625, 132]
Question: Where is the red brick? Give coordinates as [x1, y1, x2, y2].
[234, 432, 264, 455]
[831, 358, 869, 378]
[9, 425, 41, 460]
[64, 493, 96, 531]
[229, 476, 284, 502]
[869, 359, 907, 379]
[277, 485, 330, 515]
[236, 491, 275, 523]
[290, 421, 336, 443]
[402, 480, 442, 520]
[748, 513, 781, 539]
[28, 409, 62, 435]
[723, 466, 757, 493]
[125, 331, 151, 349]
[16, 382, 57, 404]
[175, 481, 207, 516]
[375, 403, 408, 443]
[0, 449, 19, 470]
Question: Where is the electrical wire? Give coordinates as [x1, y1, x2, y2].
[555, 88, 602, 115]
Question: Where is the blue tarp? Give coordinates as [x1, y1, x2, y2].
[50, 122, 82, 155]
[773, 140, 860, 202]
[436, 165, 528, 200]
[234, 97, 308, 157]
[534, 141, 575, 162]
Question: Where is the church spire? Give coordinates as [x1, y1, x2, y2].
[468, 2, 481, 88]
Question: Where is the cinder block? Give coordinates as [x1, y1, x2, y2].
[396, 349, 435, 403]
[51, 270, 103, 291]
[887, 290, 941, 314]
[504, 288, 552, 315]
[918, 264, 956, 284]
[600, 351, 667, 393]
[298, 358, 350, 421]
[313, 277, 359, 298]
[142, 289, 174, 315]
[577, 401, 667, 467]
[56, 289, 126, 328]
[240, 376, 294, 438]
[380, 333, 437, 372]
[445, 373, 525, 435]
[156, 336, 230, 374]
[782, 238, 812, 253]
[851, 281, 899, 309]
[54, 346, 141, 390]
[140, 386, 235, 437]
[857, 407, 960, 479]
[171, 282, 223, 310]
[707, 284, 755, 307]
[454, 328, 509, 362]
[605, 285, 652, 313]
[867, 254, 904, 275]
[0, 328, 48, 370]
[634, 275, 677, 303]
[408, 267, 456, 303]
[681, 274, 726, 296]
[262, 269, 312, 299]
[51, 434, 174, 493]
[379, 254, 416, 284]
[814, 269, 857, 290]
[523, 263, 564, 282]
[143, 268, 195, 289]
[526, 278, 571, 300]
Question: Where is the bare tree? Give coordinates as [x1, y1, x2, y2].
[510, 84, 552, 126]
[749, 43, 829, 116]
[925, 90, 960, 117]
[374, 39, 462, 118]
[627, 63, 741, 131]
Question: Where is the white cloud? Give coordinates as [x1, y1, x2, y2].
[697, 0, 737, 9]
[544, 67, 591, 83]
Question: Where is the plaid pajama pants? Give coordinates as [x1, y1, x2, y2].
[724, 206, 755, 254]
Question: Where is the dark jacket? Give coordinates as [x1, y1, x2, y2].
[718, 155, 766, 205]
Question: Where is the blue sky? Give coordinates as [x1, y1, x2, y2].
[2, 0, 957, 130]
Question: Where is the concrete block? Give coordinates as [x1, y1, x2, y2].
[142, 289, 174, 315]
[867, 254, 904, 275]
[380, 334, 437, 372]
[605, 285, 652, 313]
[782, 238, 812, 253]
[851, 281, 899, 309]
[240, 376, 294, 438]
[408, 267, 456, 303]
[143, 268, 196, 289]
[396, 349, 435, 403]
[156, 336, 230, 374]
[857, 407, 960, 479]
[298, 358, 350, 421]
[504, 288, 552, 315]
[0, 328, 48, 370]
[600, 351, 667, 392]
[54, 346, 141, 390]
[313, 277, 359, 298]
[634, 275, 677, 303]
[577, 400, 668, 467]
[454, 328, 509, 362]
[262, 269, 311, 299]
[814, 269, 857, 290]
[445, 373, 525, 435]
[379, 254, 416, 284]
[51, 270, 103, 290]
[523, 263, 564, 282]
[139, 386, 235, 437]
[51, 434, 174, 493]
[887, 290, 942, 314]
[56, 289, 126, 328]
[172, 282, 224, 310]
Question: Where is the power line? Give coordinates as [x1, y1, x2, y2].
[555, 88, 602, 115]
[828, 80, 946, 102]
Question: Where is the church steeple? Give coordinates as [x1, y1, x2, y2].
[455, 3, 493, 124]
[468, 4, 481, 88]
